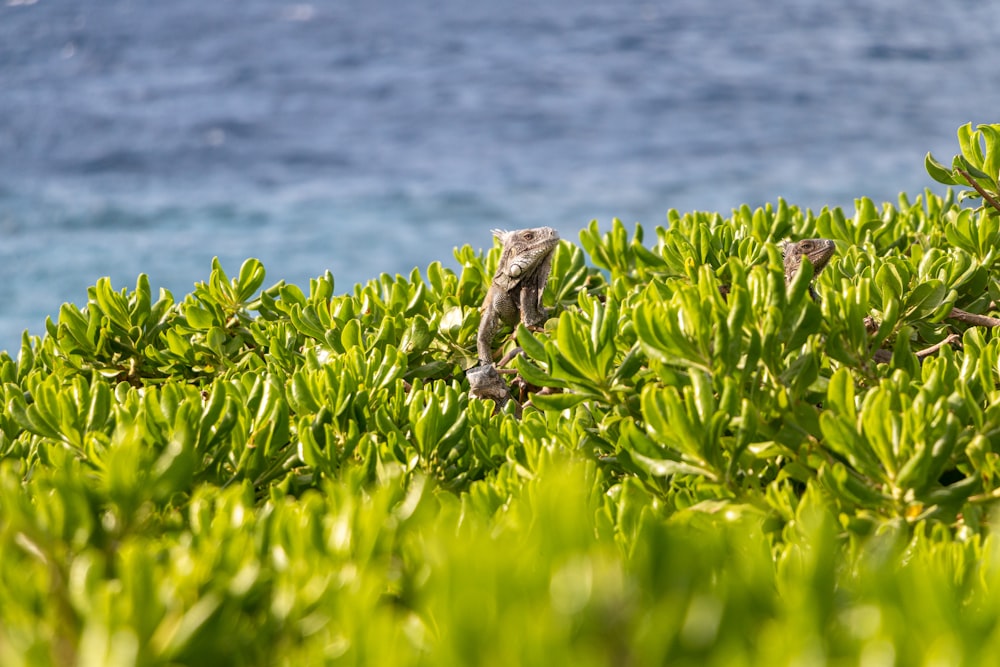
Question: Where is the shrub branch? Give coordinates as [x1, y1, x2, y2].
[956, 166, 1000, 214]
[948, 307, 1000, 327]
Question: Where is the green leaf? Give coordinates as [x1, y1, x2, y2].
[86, 379, 111, 432]
[957, 154, 991, 181]
[903, 280, 946, 320]
[529, 391, 588, 411]
[516, 324, 548, 362]
[400, 315, 433, 354]
[59, 303, 95, 352]
[93, 277, 132, 329]
[826, 367, 856, 418]
[236, 258, 267, 303]
[979, 124, 1000, 182]
[925, 152, 959, 185]
[185, 305, 218, 330]
[957, 122, 983, 168]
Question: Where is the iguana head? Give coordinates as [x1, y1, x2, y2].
[492, 227, 560, 288]
[782, 238, 835, 281]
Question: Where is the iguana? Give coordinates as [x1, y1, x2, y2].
[468, 227, 559, 410]
[783, 238, 835, 298]
[476, 226, 560, 365]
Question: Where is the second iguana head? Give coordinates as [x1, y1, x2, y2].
[782, 238, 835, 282]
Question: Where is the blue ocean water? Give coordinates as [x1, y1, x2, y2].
[1, 0, 998, 353]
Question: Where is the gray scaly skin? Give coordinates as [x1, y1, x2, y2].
[476, 227, 560, 365]
[466, 363, 512, 408]
[783, 238, 835, 299]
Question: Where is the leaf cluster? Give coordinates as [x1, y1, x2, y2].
[541, 194, 1000, 534]
[927, 122, 1000, 216]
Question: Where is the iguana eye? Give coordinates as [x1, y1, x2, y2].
[523, 232, 534, 240]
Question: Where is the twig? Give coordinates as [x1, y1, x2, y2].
[872, 333, 961, 363]
[948, 307, 1000, 327]
[956, 167, 1000, 214]
[915, 333, 961, 359]
[496, 346, 525, 368]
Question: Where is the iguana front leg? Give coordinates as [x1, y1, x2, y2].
[477, 285, 520, 365]
[519, 252, 553, 328]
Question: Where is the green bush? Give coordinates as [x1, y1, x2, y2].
[3, 126, 1000, 664]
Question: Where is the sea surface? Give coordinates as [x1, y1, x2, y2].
[1, 0, 999, 353]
